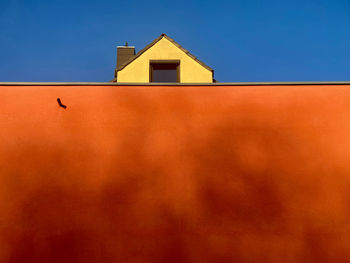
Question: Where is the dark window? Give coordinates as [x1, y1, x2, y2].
[150, 61, 180, 83]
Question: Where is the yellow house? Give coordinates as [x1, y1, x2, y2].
[113, 34, 214, 83]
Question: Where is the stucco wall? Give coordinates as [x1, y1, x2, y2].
[1, 84, 350, 262]
[116, 37, 213, 83]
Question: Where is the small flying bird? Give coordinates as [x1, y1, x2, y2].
[57, 98, 67, 109]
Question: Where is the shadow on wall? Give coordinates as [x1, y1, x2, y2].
[1, 85, 350, 263]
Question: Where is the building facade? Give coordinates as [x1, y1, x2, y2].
[1, 34, 350, 262]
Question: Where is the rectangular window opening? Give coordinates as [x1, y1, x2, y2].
[150, 61, 180, 83]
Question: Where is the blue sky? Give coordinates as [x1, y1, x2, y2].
[1, 0, 350, 82]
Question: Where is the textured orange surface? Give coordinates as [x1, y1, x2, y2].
[1, 85, 350, 262]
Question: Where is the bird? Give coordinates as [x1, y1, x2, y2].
[57, 98, 67, 109]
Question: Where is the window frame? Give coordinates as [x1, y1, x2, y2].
[149, 60, 180, 83]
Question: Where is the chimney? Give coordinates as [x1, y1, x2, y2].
[116, 42, 135, 69]
[113, 43, 135, 81]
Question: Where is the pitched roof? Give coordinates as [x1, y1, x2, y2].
[115, 33, 214, 73]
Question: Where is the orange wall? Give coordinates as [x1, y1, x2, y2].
[1, 84, 350, 262]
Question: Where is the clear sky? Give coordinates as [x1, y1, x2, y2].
[1, 0, 350, 82]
